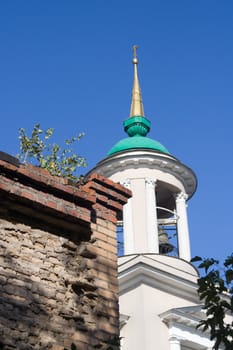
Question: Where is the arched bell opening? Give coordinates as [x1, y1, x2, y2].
[116, 177, 190, 259]
[157, 207, 178, 257]
[155, 181, 180, 257]
[155, 180, 178, 216]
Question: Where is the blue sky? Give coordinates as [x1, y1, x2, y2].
[0, 1, 232, 262]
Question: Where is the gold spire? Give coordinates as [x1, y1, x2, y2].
[130, 45, 145, 117]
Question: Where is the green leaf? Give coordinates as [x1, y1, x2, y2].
[224, 254, 233, 268]
[191, 256, 202, 262]
[45, 127, 54, 139]
[226, 269, 233, 284]
[220, 300, 231, 310]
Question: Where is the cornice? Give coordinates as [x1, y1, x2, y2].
[159, 307, 214, 349]
[159, 307, 203, 328]
[86, 149, 197, 198]
[118, 254, 199, 303]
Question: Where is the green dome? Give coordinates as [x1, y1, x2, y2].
[107, 53, 170, 158]
[107, 135, 169, 156]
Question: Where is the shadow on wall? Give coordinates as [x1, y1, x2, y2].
[0, 207, 108, 350]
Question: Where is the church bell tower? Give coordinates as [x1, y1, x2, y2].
[86, 47, 211, 350]
[88, 46, 197, 261]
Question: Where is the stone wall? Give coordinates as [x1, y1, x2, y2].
[0, 154, 131, 350]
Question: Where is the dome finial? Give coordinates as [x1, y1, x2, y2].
[133, 45, 139, 63]
[130, 45, 144, 118]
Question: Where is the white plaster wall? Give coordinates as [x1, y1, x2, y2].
[120, 283, 196, 350]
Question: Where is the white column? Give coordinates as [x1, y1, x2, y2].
[145, 179, 159, 253]
[169, 337, 181, 350]
[121, 179, 134, 254]
[175, 192, 191, 261]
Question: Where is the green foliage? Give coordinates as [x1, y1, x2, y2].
[191, 254, 233, 349]
[18, 124, 86, 182]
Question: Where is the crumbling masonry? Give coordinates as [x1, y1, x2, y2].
[0, 152, 131, 350]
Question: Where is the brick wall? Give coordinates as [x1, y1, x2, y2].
[0, 153, 131, 350]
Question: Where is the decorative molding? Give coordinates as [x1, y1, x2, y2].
[169, 336, 180, 342]
[145, 178, 157, 188]
[118, 255, 199, 302]
[176, 192, 188, 201]
[120, 314, 130, 330]
[86, 150, 197, 197]
[120, 179, 131, 189]
[160, 308, 214, 349]
[169, 337, 181, 350]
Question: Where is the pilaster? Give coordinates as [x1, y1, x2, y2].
[121, 179, 134, 254]
[145, 178, 159, 253]
[175, 192, 191, 261]
[169, 337, 181, 350]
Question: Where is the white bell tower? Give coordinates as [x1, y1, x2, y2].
[88, 45, 197, 262]
[91, 150, 196, 261]
[86, 47, 210, 350]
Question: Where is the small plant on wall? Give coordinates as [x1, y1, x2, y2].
[18, 124, 87, 182]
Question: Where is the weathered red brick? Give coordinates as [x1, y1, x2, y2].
[0, 155, 132, 350]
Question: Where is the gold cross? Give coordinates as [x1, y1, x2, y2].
[133, 45, 139, 59]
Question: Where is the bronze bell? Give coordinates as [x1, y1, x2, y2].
[158, 228, 174, 254]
